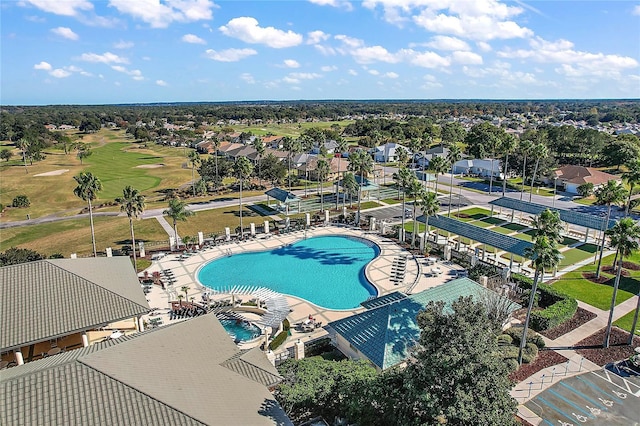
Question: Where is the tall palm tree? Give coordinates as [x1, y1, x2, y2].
[528, 143, 549, 202]
[518, 139, 534, 201]
[254, 137, 265, 187]
[406, 178, 425, 247]
[622, 159, 640, 215]
[393, 167, 414, 242]
[518, 235, 563, 364]
[485, 134, 503, 195]
[342, 172, 358, 209]
[188, 150, 201, 197]
[163, 198, 194, 250]
[73, 172, 103, 257]
[595, 180, 628, 278]
[530, 209, 563, 243]
[418, 191, 440, 251]
[233, 156, 254, 238]
[501, 135, 518, 197]
[116, 186, 146, 267]
[282, 137, 301, 192]
[407, 138, 420, 170]
[335, 139, 349, 210]
[211, 138, 220, 188]
[348, 150, 374, 226]
[428, 155, 448, 194]
[316, 158, 330, 213]
[16, 137, 30, 174]
[395, 146, 409, 167]
[602, 218, 640, 347]
[446, 144, 463, 217]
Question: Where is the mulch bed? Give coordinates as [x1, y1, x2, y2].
[509, 350, 569, 383]
[622, 261, 640, 270]
[601, 266, 630, 277]
[581, 272, 610, 284]
[575, 327, 640, 366]
[540, 307, 598, 340]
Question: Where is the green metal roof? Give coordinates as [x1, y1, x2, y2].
[330, 278, 520, 370]
[265, 187, 300, 203]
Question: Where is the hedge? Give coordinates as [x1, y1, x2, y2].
[505, 326, 546, 349]
[269, 331, 288, 350]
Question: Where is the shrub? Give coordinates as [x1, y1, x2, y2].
[505, 326, 546, 349]
[12, 195, 30, 208]
[497, 334, 513, 345]
[498, 345, 519, 360]
[504, 358, 520, 372]
[283, 318, 291, 331]
[522, 342, 539, 364]
[269, 331, 288, 350]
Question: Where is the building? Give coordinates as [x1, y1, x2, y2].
[453, 158, 503, 179]
[0, 314, 291, 425]
[373, 142, 409, 163]
[554, 165, 621, 194]
[1, 257, 150, 367]
[329, 278, 518, 371]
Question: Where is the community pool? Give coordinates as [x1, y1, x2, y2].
[198, 235, 379, 309]
[219, 318, 262, 342]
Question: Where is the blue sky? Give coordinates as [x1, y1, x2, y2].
[2, 0, 639, 105]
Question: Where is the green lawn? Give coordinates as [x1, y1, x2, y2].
[479, 216, 507, 226]
[558, 246, 598, 268]
[492, 226, 517, 235]
[502, 222, 528, 232]
[500, 252, 527, 264]
[469, 219, 494, 228]
[455, 207, 492, 218]
[613, 310, 640, 336]
[381, 198, 401, 205]
[360, 201, 382, 210]
[514, 232, 533, 242]
[574, 196, 596, 206]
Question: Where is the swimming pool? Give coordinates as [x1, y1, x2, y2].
[198, 235, 379, 309]
[219, 318, 262, 342]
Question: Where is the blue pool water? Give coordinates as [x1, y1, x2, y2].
[219, 318, 262, 342]
[198, 235, 379, 309]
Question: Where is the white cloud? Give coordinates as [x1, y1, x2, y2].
[308, 0, 353, 11]
[79, 52, 128, 64]
[314, 45, 337, 56]
[51, 27, 79, 40]
[307, 30, 330, 44]
[348, 69, 358, 76]
[462, 61, 538, 86]
[368, 69, 380, 75]
[321, 65, 337, 72]
[219, 17, 303, 48]
[182, 34, 206, 44]
[289, 72, 322, 79]
[156, 80, 168, 86]
[204, 48, 257, 62]
[451, 51, 483, 65]
[633, 5, 640, 15]
[414, 10, 532, 41]
[109, 0, 215, 28]
[113, 40, 134, 49]
[24, 0, 93, 16]
[385, 71, 399, 78]
[111, 65, 144, 80]
[283, 59, 300, 68]
[409, 50, 451, 68]
[425, 35, 469, 51]
[477, 41, 492, 52]
[34, 61, 52, 70]
[240, 73, 255, 84]
[49, 68, 72, 78]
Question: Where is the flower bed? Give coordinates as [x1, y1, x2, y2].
[575, 328, 640, 366]
[540, 307, 597, 340]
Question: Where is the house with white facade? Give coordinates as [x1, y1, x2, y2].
[453, 158, 503, 179]
[373, 142, 409, 163]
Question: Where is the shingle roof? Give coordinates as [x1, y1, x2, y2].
[0, 257, 150, 351]
[0, 314, 290, 426]
[555, 165, 619, 186]
[330, 278, 519, 370]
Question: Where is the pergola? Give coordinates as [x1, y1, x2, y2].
[265, 187, 301, 214]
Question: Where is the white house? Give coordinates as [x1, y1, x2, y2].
[453, 158, 503, 179]
[373, 142, 409, 163]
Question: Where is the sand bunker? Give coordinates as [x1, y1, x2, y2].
[34, 169, 69, 177]
[136, 164, 165, 169]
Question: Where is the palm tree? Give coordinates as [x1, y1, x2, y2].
[530, 209, 563, 244]
[428, 155, 448, 194]
[316, 159, 330, 213]
[16, 137, 30, 174]
[163, 198, 194, 250]
[501, 135, 518, 197]
[188, 150, 201, 197]
[393, 167, 414, 243]
[181, 285, 190, 302]
[254, 137, 265, 187]
[395, 146, 409, 167]
[485, 134, 503, 195]
[282, 137, 301, 192]
[407, 138, 421, 170]
[528, 143, 549, 202]
[595, 180, 628, 278]
[348, 150, 374, 226]
[518, 235, 563, 364]
[342, 172, 358, 209]
[418, 191, 440, 251]
[116, 186, 146, 267]
[446, 144, 463, 217]
[211, 138, 220, 188]
[518, 139, 534, 201]
[622, 159, 640, 215]
[233, 156, 254, 238]
[73, 172, 103, 257]
[603, 218, 640, 347]
[335, 139, 349, 210]
[406, 178, 425, 247]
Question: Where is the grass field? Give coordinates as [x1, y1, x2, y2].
[558, 245, 598, 268]
[613, 310, 640, 336]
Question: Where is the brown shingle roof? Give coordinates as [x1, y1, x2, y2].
[555, 165, 620, 186]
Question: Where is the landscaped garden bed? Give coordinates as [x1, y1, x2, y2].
[509, 350, 569, 382]
[539, 307, 597, 340]
[575, 328, 640, 366]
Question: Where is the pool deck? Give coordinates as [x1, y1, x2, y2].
[141, 225, 461, 349]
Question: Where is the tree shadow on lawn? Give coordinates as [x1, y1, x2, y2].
[582, 269, 640, 294]
[223, 209, 261, 218]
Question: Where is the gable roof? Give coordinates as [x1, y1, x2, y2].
[0, 314, 290, 426]
[265, 187, 300, 203]
[555, 165, 620, 186]
[0, 257, 150, 351]
[329, 278, 519, 370]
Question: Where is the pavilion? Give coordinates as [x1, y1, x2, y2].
[265, 187, 301, 214]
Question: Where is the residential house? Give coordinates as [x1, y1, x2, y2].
[415, 146, 450, 168]
[554, 165, 621, 194]
[310, 140, 338, 155]
[372, 142, 409, 163]
[453, 158, 503, 179]
[261, 136, 284, 149]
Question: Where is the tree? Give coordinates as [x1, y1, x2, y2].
[441, 121, 466, 147]
[187, 150, 201, 197]
[73, 172, 103, 257]
[181, 285, 190, 302]
[12, 194, 30, 208]
[501, 135, 518, 197]
[528, 143, 549, 202]
[0, 247, 44, 266]
[233, 156, 254, 238]
[406, 178, 425, 247]
[254, 137, 265, 187]
[342, 172, 358, 208]
[282, 136, 301, 192]
[603, 218, 640, 347]
[116, 186, 146, 267]
[15, 137, 30, 173]
[348, 150, 374, 226]
[601, 138, 640, 170]
[518, 139, 534, 201]
[0, 149, 13, 162]
[595, 180, 628, 278]
[622, 159, 640, 215]
[335, 139, 349, 210]
[518, 236, 562, 364]
[392, 167, 414, 242]
[427, 155, 448, 194]
[163, 198, 194, 249]
[77, 146, 92, 164]
[316, 158, 330, 213]
[446, 144, 463, 217]
[418, 191, 439, 251]
[79, 117, 101, 133]
[530, 208, 563, 243]
[395, 145, 409, 166]
[576, 182, 594, 198]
